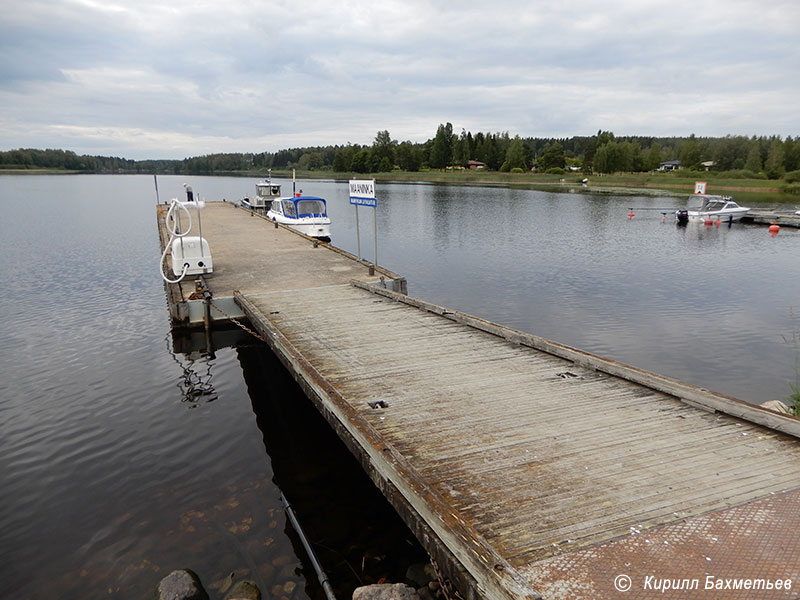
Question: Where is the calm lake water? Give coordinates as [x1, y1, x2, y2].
[1, 174, 798, 598]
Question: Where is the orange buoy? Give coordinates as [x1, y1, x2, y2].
[704, 218, 713, 227]
[628, 211, 635, 219]
[769, 223, 780, 236]
[715, 218, 721, 227]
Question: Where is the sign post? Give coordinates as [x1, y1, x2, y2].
[349, 179, 377, 273]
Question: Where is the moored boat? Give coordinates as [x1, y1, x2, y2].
[241, 176, 282, 211]
[267, 195, 331, 240]
[676, 194, 750, 225]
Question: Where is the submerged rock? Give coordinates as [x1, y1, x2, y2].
[405, 563, 437, 588]
[223, 579, 261, 600]
[353, 583, 421, 600]
[156, 569, 209, 600]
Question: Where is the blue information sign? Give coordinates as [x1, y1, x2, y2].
[349, 196, 377, 207]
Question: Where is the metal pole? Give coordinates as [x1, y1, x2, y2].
[154, 174, 160, 204]
[176, 202, 186, 259]
[195, 195, 204, 261]
[200, 280, 213, 356]
[280, 492, 337, 600]
[372, 204, 378, 271]
[355, 205, 361, 260]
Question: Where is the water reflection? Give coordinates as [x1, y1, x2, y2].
[166, 333, 219, 404]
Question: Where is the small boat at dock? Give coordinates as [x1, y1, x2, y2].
[267, 195, 331, 240]
[241, 176, 282, 211]
[676, 194, 750, 225]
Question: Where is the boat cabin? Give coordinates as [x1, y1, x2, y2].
[687, 194, 739, 211]
[242, 180, 282, 210]
[256, 182, 282, 201]
[269, 196, 328, 219]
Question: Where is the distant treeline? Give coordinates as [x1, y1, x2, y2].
[0, 148, 175, 175]
[3, 127, 800, 180]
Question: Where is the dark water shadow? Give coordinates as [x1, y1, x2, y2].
[235, 344, 429, 599]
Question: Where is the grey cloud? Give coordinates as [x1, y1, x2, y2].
[0, 0, 797, 159]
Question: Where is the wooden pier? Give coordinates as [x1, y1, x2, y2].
[160, 202, 800, 599]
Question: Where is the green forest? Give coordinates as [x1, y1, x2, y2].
[2, 125, 800, 185]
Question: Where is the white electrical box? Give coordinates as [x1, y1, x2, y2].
[170, 236, 213, 276]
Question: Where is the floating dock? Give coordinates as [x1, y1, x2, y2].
[160, 202, 800, 599]
[742, 208, 800, 228]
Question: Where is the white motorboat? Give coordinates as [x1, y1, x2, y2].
[241, 177, 283, 211]
[676, 194, 750, 225]
[267, 195, 331, 240]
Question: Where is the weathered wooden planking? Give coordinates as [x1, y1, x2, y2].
[235, 286, 542, 600]
[236, 283, 800, 598]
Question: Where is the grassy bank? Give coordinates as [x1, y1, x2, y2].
[261, 169, 794, 203]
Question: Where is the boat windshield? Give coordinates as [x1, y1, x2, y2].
[282, 200, 297, 217]
[703, 200, 727, 212]
[296, 199, 326, 217]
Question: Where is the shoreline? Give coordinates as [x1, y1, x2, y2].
[2, 168, 794, 202]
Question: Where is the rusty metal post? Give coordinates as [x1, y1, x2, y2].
[197, 277, 214, 355]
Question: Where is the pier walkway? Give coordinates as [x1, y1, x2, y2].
[160, 201, 800, 599]
[235, 282, 800, 599]
[156, 201, 405, 327]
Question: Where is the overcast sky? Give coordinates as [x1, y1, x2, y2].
[1, 0, 798, 160]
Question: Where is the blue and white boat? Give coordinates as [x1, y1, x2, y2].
[267, 195, 331, 240]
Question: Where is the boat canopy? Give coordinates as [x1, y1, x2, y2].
[702, 199, 733, 212]
[281, 196, 327, 218]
